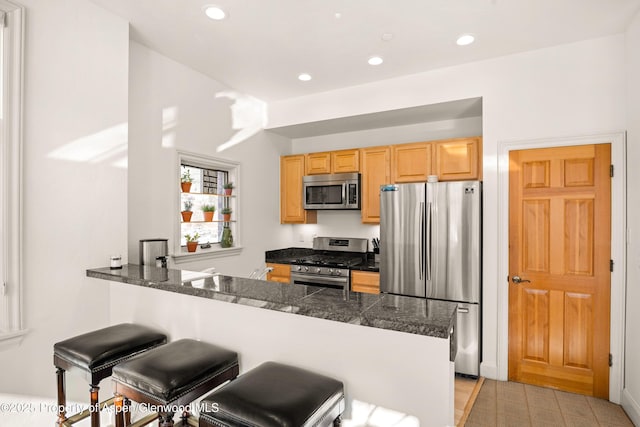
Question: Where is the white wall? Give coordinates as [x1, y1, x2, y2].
[128, 42, 291, 277]
[286, 116, 482, 246]
[269, 36, 627, 382]
[624, 9, 640, 425]
[0, 0, 129, 402]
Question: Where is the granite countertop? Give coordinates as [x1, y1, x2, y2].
[265, 247, 380, 272]
[87, 264, 456, 340]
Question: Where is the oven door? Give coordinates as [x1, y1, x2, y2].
[290, 272, 350, 290]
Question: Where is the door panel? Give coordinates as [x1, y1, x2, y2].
[509, 143, 611, 399]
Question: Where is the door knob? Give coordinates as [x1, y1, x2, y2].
[512, 275, 531, 284]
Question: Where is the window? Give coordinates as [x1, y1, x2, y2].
[0, 1, 25, 342]
[174, 151, 241, 262]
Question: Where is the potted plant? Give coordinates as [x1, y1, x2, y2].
[223, 182, 234, 196]
[181, 169, 193, 193]
[181, 200, 193, 222]
[202, 204, 216, 222]
[184, 232, 200, 253]
[221, 207, 232, 222]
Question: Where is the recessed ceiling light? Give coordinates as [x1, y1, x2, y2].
[204, 5, 226, 20]
[368, 56, 383, 66]
[456, 34, 475, 46]
[335, 12, 342, 19]
[298, 73, 312, 81]
[381, 33, 394, 41]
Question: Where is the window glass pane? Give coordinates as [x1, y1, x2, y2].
[180, 164, 230, 246]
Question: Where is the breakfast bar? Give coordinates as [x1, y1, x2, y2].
[88, 264, 458, 426]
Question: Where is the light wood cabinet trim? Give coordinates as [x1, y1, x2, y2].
[266, 263, 291, 284]
[331, 149, 360, 173]
[280, 155, 317, 224]
[360, 146, 391, 224]
[433, 137, 481, 181]
[391, 142, 433, 183]
[351, 270, 380, 294]
[305, 152, 332, 175]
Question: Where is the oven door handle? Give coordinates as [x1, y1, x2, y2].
[291, 275, 349, 284]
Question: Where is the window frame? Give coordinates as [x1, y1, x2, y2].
[173, 150, 242, 264]
[0, 0, 25, 344]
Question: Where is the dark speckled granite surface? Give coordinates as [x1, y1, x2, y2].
[87, 264, 456, 340]
[265, 247, 379, 272]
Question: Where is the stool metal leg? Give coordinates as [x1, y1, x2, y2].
[90, 385, 100, 427]
[56, 368, 66, 426]
[124, 397, 132, 426]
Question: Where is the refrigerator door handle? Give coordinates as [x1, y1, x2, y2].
[419, 201, 424, 280]
[426, 201, 432, 281]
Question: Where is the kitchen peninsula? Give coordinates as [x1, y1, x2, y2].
[88, 264, 457, 426]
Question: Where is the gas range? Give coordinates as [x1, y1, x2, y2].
[290, 237, 368, 298]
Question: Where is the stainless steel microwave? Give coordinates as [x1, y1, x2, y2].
[303, 173, 361, 210]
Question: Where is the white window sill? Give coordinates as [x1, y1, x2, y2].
[0, 329, 29, 350]
[172, 246, 243, 264]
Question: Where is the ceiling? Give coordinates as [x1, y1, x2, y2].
[89, 0, 640, 102]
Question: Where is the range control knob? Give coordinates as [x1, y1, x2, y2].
[328, 269, 334, 274]
[335, 270, 342, 276]
[304, 266, 309, 272]
[316, 267, 321, 273]
[296, 266, 302, 271]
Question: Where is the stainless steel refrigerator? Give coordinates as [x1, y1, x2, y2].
[379, 180, 481, 376]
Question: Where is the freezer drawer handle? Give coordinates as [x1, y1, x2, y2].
[457, 307, 470, 313]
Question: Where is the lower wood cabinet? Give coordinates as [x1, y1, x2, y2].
[351, 270, 380, 294]
[266, 263, 291, 284]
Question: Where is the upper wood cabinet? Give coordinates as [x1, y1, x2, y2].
[392, 142, 433, 183]
[433, 137, 481, 181]
[360, 146, 391, 224]
[331, 149, 360, 173]
[280, 155, 317, 224]
[305, 152, 331, 175]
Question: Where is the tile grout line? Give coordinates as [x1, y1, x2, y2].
[553, 389, 569, 427]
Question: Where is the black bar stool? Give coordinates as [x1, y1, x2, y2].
[53, 323, 167, 426]
[199, 361, 345, 427]
[112, 338, 239, 427]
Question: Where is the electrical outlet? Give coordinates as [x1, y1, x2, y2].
[298, 233, 304, 242]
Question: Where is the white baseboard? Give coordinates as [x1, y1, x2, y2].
[480, 362, 499, 380]
[622, 388, 640, 426]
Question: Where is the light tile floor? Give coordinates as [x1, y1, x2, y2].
[465, 380, 635, 427]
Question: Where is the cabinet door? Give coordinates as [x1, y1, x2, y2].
[351, 271, 380, 294]
[360, 146, 390, 224]
[433, 137, 481, 181]
[305, 152, 332, 175]
[331, 149, 360, 173]
[392, 142, 433, 183]
[281, 155, 317, 224]
[266, 263, 291, 284]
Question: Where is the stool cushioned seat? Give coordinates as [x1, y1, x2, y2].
[54, 323, 167, 372]
[200, 362, 344, 427]
[112, 338, 238, 404]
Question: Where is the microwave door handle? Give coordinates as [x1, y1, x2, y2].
[342, 183, 346, 204]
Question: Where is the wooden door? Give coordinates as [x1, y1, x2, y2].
[361, 146, 390, 224]
[508, 144, 611, 398]
[280, 155, 317, 224]
[331, 149, 360, 173]
[434, 137, 481, 181]
[305, 152, 331, 175]
[392, 142, 432, 183]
